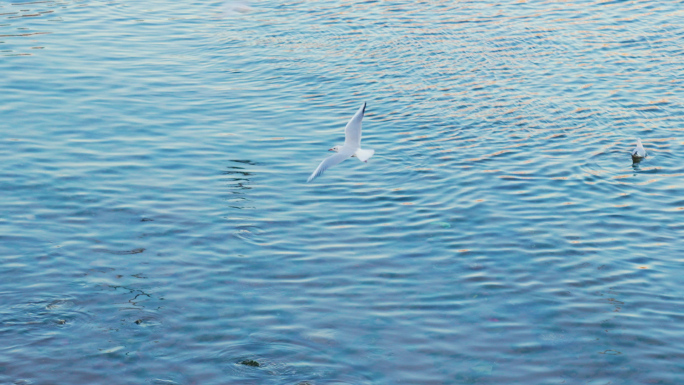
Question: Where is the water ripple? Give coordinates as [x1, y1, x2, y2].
[1, 0, 684, 384]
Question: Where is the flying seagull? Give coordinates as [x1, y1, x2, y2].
[631, 138, 647, 161]
[307, 102, 374, 182]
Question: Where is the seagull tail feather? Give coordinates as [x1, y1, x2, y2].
[355, 148, 374, 163]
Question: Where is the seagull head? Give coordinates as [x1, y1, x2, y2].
[329, 145, 342, 152]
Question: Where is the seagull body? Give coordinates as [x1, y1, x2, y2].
[631, 138, 647, 160]
[307, 103, 374, 182]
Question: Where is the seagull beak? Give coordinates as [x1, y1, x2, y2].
[328, 148, 334, 151]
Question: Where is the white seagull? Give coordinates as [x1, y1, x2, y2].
[631, 138, 647, 160]
[307, 102, 374, 182]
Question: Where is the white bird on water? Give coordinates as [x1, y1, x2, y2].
[631, 138, 647, 160]
[307, 102, 374, 182]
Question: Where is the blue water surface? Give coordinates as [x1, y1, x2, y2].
[2, 0, 684, 384]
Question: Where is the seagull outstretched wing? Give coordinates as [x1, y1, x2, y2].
[307, 147, 356, 182]
[343, 102, 366, 150]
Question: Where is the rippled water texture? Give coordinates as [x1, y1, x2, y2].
[2, 0, 684, 384]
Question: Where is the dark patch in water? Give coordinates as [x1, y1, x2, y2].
[239, 359, 260, 367]
[598, 350, 622, 355]
[94, 248, 145, 255]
